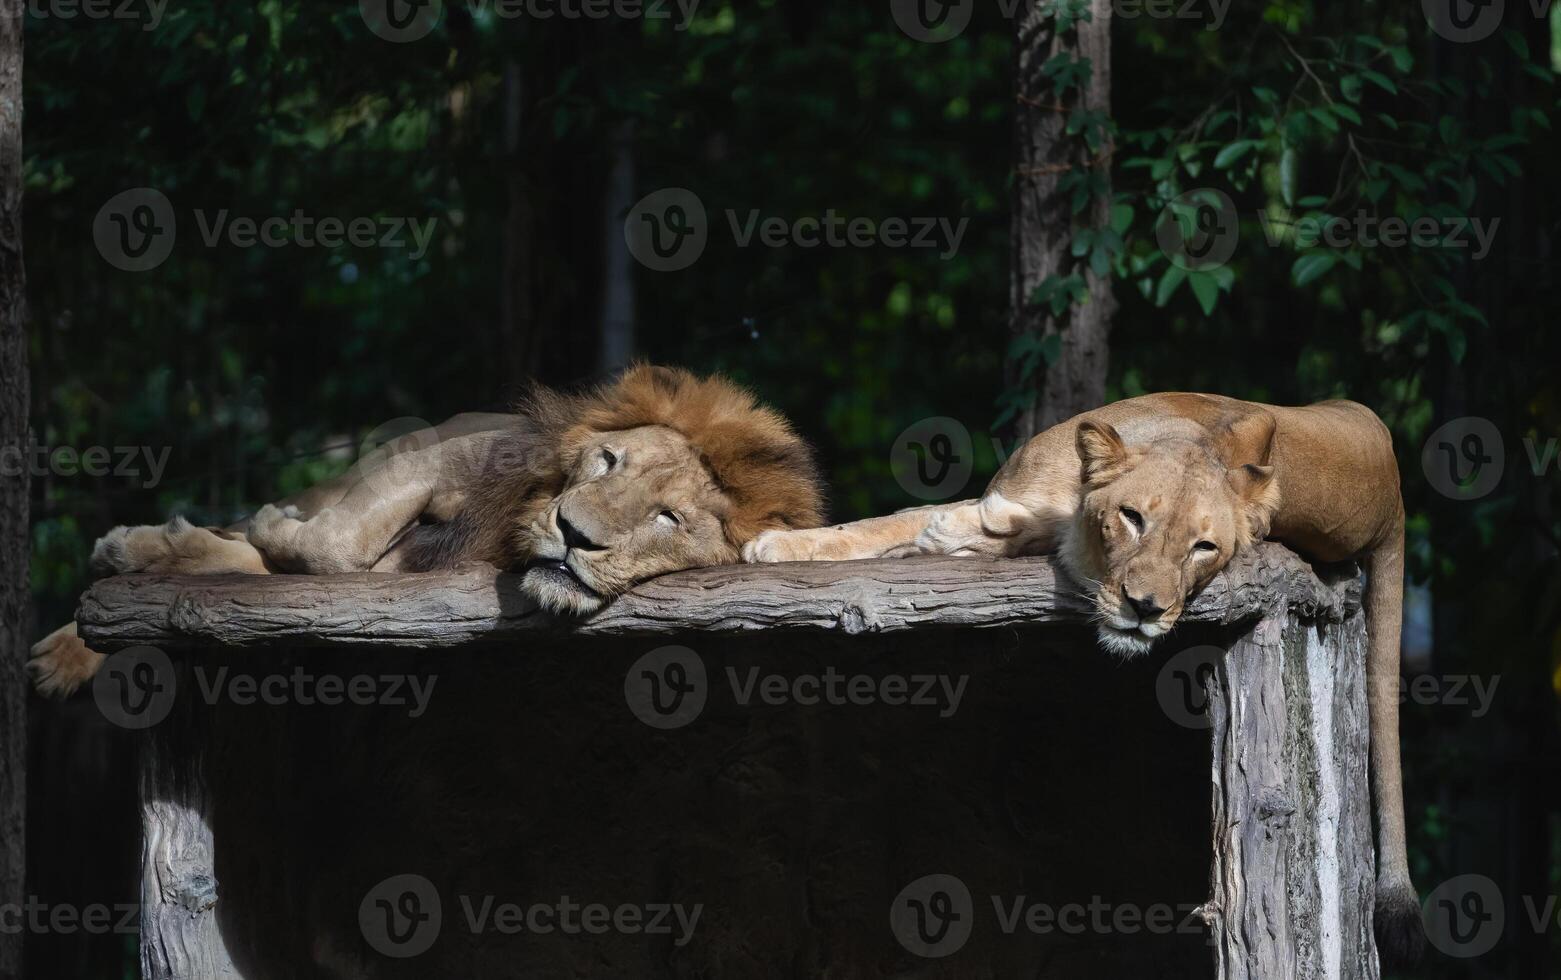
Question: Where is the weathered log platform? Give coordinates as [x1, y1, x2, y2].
[78, 541, 1381, 979]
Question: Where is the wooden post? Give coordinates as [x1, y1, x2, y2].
[78, 543, 1381, 978]
[136, 660, 237, 979]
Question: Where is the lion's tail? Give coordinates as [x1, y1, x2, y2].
[1365, 516, 1425, 968]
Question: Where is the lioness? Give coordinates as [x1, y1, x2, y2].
[29, 364, 825, 695]
[745, 393, 1424, 964]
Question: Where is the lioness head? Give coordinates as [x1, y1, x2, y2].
[514, 366, 825, 615]
[1061, 418, 1281, 658]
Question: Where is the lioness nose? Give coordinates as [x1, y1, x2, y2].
[1123, 586, 1166, 619]
[556, 510, 605, 552]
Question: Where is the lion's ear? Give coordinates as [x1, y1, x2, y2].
[1221, 410, 1277, 467]
[1228, 463, 1281, 540]
[1076, 420, 1128, 483]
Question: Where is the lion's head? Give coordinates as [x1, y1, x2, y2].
[502, 365, 825, 615]
[1060, 416, 1281, 658]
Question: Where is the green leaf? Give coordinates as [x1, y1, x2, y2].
[1188, 271, 1219, 315]
[1308, 107, 1340, 133]
[1214, 140, 1257, 169]
[1155, 266, 1187, 307]
[1110, 203, 1135, 234]
[1341, 75, 1363, 103]
[1280, 146, 1299, 207]
[1039, 333, 1064, 365]
[1331, 104, 1362, 126]
[1361, 70, 1398, 94]
[1292, 252, 1339, 287]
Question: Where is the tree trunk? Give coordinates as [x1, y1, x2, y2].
[1009, 0, 1115, 439]
[0, 7, 27, 978]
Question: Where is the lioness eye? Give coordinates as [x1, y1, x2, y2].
[1120, 507, 1144, 531]
[600, 448, 618, 469]
[658, 509, 681, 526]
[1194, 541, 1218, 554]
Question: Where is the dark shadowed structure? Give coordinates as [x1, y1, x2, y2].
[78, 543, 1377, 979]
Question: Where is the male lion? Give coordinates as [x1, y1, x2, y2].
[745, 393, 1425, 965]
[29, 364, 824, 696]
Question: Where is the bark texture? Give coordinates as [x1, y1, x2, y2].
[0, 8, 26, 978]
[1206, 598, 1378, 979]
[1009, 0, 1116, 439]
[140, 664, 238, 979]
[78, 541, 1358, 650]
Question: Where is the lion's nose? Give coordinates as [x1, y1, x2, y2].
[1122, 585, 1166, 620]
[556, 510, 605, 552]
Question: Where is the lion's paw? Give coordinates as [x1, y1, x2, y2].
[248, 503, 305, 547]
[91, 517, 201, 575]
[27, 623, 106, 699]
[742, 529, 820, 563]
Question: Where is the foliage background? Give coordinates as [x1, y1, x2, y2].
[20, 1, 1561, 976]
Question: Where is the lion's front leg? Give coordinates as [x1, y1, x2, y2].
[744, 493, 1059, 564]
[247, 447, 442, 574]
[743, 506, 960, 563]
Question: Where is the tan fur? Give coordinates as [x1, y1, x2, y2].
[747, 391, 1423, 963]
[30, 365, 824, 694]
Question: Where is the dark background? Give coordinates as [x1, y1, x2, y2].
[15, 1, 1561, 976]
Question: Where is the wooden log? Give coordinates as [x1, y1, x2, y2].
[77, 542, 1380, 978]
[77, 541, 1360, 650]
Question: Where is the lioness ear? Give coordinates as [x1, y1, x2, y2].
[1228, 463, 1281, 540]
[1221, 410, 1277, 467]
[1076, 420, 1128, 484]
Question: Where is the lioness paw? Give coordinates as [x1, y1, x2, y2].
[742, 529, 820, 563]
[92, 516, 268, 576]
[27, 623, 106, 699]
[91, 517, 201, 575]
